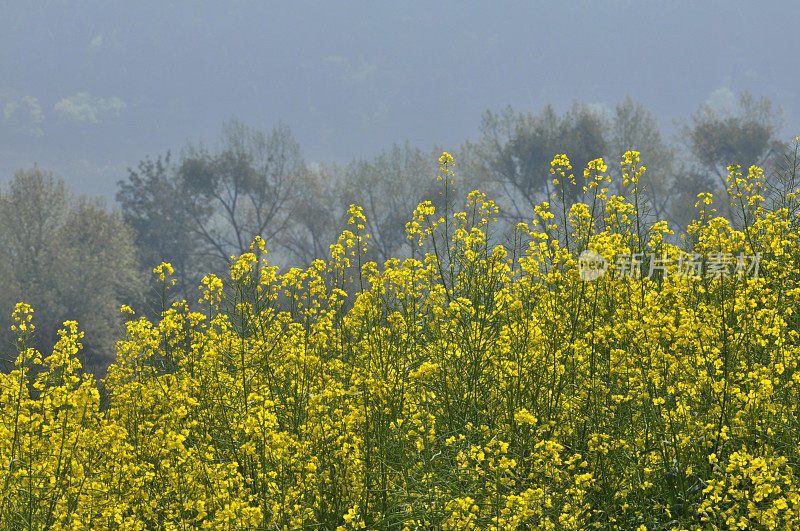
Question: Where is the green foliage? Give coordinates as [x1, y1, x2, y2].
[5, 146, 800, 528]
[0, 166, 146, 375]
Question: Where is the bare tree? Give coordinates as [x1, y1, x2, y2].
[472, 102, 607, 222]
[609, 96, 678, 224]
[179, 119, 304, 268]
[682, 91, 786, 191]
[338, 142, 447, 264]
[281, 162, 345, 266]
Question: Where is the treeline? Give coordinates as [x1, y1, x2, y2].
[0, 91, 792, 375]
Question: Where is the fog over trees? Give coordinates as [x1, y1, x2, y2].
[2, 2, 798, 196]
[2, 2, 799, 374]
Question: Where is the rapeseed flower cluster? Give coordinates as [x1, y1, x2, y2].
[3, 140, 800, 529]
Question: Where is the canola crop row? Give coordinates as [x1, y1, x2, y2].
[2, 148, 800, 529]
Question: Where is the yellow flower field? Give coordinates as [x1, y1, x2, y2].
[3, 144, 800, 529]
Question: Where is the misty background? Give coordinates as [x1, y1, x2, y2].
[2, 1, 798, 198]
[2, 0, 800, 375]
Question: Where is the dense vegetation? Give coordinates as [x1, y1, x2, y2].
[0, 92, 788, 376]
[2, 139, 800, 528]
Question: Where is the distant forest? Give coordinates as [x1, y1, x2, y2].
[0, 91, 793, 376]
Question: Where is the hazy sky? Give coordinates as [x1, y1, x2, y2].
[2, 1, 798, 198]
